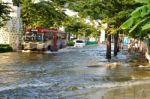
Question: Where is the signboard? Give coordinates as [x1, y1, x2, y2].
[123, 37, 128, 46]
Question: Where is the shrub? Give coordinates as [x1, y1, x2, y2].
[0, 44, 13, 53]
[67, 41, 75, 46]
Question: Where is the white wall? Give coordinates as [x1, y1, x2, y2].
[0, 0, 22, 50]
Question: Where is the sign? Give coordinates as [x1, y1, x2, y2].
[123, 37, 128, 46]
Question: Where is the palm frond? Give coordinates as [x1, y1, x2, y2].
[129, 17, 150, 33]
[131, 5, 150, 18]
[120, 17, 135, 29]
[135, 0, 150, 4]
[142, 22, 150, 31]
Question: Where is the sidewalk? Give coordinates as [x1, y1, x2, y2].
[103, 49, 150, 99]
[104, 83, 150, 99]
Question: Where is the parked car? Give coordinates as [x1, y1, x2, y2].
[74, 40, 85, 48]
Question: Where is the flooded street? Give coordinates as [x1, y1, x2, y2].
[0, 45, 150, 99]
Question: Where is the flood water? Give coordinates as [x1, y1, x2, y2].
[0, 45, 150, 99]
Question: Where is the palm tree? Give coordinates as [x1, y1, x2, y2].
[121, 0, 150, 62]
[121, 0, 150, 39]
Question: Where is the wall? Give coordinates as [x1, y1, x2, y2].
[0, 0, 22, 50]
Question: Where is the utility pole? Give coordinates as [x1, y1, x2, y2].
[16, 0, 22, 50]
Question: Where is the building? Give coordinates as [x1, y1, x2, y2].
[0, 0, 22, 50]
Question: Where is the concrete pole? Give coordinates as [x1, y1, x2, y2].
[16, 0, 22, 50]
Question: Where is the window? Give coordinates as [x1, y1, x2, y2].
[76, 40, 84, 43]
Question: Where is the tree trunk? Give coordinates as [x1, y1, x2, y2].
[114, 33, 119, 56]
[76, 33, 79, 39]
[67, 32, 70, 40]
[106, 34, 111, 60]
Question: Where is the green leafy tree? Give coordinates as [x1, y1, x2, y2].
[19, 0, 67, 29]
[0, 2, 11, 27]
[66, 0, 140, 59]
[64, 16, 98, 40]
[12, 0, 20, 6]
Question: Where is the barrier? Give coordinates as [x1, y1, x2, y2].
[86, 41, 97, 45]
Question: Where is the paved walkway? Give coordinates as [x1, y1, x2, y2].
[104, 83, 150, 99]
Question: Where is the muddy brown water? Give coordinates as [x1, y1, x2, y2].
[0, 45, 150, 99]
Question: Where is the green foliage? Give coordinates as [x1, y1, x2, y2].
[121, 1, 150, 39]
[21, 0, 67, 29]
[142, 22, 150, 30]
[0, 2, 11, 27]
[64, 17, 97, 37]
[0, 44, 13, 53]
[121, 17, 135, 29]
[12, 0, 98, 38]
[135, 0, 150, 4]
[131, 5, 150, 18]
[66, 0, 140, 35]
[66, 41, 74, 46]
[12, 0, 20, 6]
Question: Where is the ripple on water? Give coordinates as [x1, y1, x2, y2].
[0, 46, 150, 98]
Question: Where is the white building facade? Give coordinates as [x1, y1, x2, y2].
[0, 0, 22, 50]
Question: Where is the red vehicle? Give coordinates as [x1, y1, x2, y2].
[22, 28, 66, 52]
